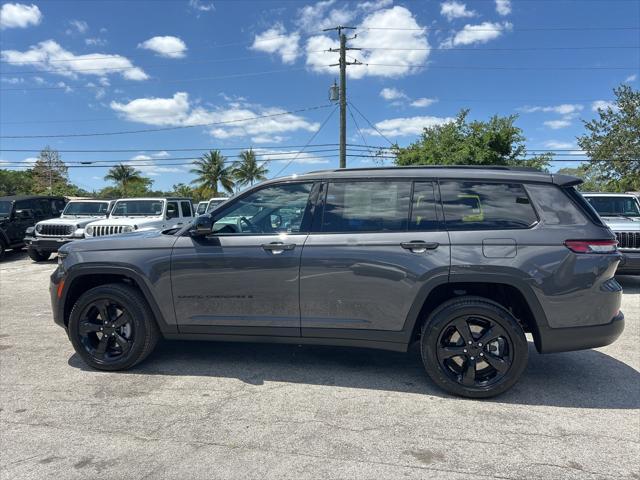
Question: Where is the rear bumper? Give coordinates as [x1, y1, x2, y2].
[617, 251, 640, 275]
[537, 311, 625, 353]
[25, 235, 75, 253]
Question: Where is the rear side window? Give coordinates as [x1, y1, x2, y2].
[322, 181, 411, 232]
[440, 181, 537, 230]
[180, 201, 192, 217]
[527, 184, 589, 225]
[410, 182, 439, 231]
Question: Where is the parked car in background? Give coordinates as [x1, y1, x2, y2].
[195, 201, 208, 216]
[583, 192, 640, 275]
[51, 167, 624, 398]
[84, 197, 193, 238]
[205, 197, 229, 213]
[24, 199, 114, 262]
[0, 195, 67, 259]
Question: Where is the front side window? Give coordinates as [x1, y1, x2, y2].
[213, 183, 312, 234]
[0, 201, 12, 217]
[166, 201, 179, 219]
[196, 202, 207, 215]
[440, 181, 538, 230]
[322, 181, 411, 232]
[63, 202, 110, 216]
[111, 200, 164, 216]
[207, 199, 227, 213]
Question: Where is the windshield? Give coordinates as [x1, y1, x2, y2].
[196, 202, 208, 215]
[586, 196, 640, 217]
[63, 201, 110, 216]
[111, 200, 164, 216]
[0, 201, 12, 217]
[206, 199, 226, 213]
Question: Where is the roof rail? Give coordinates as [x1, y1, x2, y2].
[307, 165, 542, 174]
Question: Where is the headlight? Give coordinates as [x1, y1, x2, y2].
[122, 225, 134, 233]
[35, 224, 43, 233]
[85, 225, 94, 235]
[73, 228, 85, 238]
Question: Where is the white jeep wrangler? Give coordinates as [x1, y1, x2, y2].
[84, 197, 193, 238]
[24, 199, 114, 261]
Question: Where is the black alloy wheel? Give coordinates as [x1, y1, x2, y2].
[421, 296, 528, 398]
[68, 284, 159, 371]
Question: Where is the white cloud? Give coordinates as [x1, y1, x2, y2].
[440, 1, 476, 21]
[297, 0, 355, 32]
[189, 0, 215, 12]
[251, 135, 286, 144]
[495, 0, 512, 15]
[544, 141, 576, 149]
[306, 6, 429, 79]
[544, 119, 572, 130]
[591, 100, 618, 112]
[625, 73, 637, 83]
[1, 40, 148, 80]
[444, 21, 512, 46]
[380, 87, 408, 101]
[0, 3, 42, 29]
[364, 115, 454, 137]
[85, 37, 107, 47]
[127, 154, 181, 176]
[255, 148, 330, 165]
[152, 150, 170, 158]
[138, 36, 187, 58]
[358, 0, 393, 12]
[0, 76, 23, 84]
[410, 97, 437, 108]
[250, 24, 300, 64]
[66, 19, 88, 35]
[521, 104, 583, 115]
[110, 92, 320, 140]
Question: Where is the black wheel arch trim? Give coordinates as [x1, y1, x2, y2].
[59, 264, 176, 334]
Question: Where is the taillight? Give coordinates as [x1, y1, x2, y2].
[564, 240, 618, 254]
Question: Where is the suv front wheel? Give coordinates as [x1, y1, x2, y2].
[68, 283, 159, 371]
[420, 296, 528, 398]
[27, 248, 51, 262]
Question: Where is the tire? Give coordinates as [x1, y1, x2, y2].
[68, 283, 160, 371]
[420, 296, 528, 398]
[0, 242, 5, 261]
[27, 248, 51, 262]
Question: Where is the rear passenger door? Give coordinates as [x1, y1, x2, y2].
[299, 179, 451, 337]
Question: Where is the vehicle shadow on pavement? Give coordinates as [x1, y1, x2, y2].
[68, 338, 639, 409]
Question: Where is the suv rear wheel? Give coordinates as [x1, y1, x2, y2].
[68, 283, 159, 371]
[27, 248, 51, 262]
[420, 296, 528, 398]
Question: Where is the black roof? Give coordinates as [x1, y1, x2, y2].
[0, 195, 66, 202]
[275, 166, 581, 187]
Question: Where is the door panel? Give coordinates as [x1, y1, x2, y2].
[300, 232, 450, 332]
[171, 234, 306, 333]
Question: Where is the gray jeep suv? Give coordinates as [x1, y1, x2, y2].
[50, 167, 624, 398]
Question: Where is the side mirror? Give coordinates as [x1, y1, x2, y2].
[192, 215, 213, 236]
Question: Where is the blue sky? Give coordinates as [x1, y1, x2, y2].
[0, 0, 638, 192]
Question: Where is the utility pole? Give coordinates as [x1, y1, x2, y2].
[324, 26, 361, 168]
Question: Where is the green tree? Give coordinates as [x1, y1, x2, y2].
[577, 85, 640, 191]
[556, 166, 611, 192]
[394, 110, 551, 171]
[190, 150, 234, 195]
[171, 183, 194, 198]
[31, 146, 69, 194]
[104, 164, 147, 196]
[0, 169, 34, 196]
[233, 149, 268, 188]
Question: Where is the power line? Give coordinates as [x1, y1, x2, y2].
[0, 104, 333, 139]
[357, 26, 640, 32]
[348, 102, 395, 147]
[357, 63, 636, 71]
[347, 103, 374, 157]
[274, 105, 339, 177]
[0, 143, 343, 153]
[351, 45, 640, 52]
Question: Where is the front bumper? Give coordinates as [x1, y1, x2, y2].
[25, 235, 76, 253]
[537, 311, 625, 353]
[50, 267, 66, 329]
[617, 251, 640, 275]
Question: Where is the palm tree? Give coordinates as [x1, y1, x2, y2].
[190, 150, 234, 195]
[234, 149, 268, 188]
[104, 164, 143, 196]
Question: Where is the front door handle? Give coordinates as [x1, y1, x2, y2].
[262, 242, 295, 254]
[400, 241, 439, 253]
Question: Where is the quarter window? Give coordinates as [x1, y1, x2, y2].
[213, 182, 313, 234]
[440, 181, 537, 230]
[322, 181, 411, 232]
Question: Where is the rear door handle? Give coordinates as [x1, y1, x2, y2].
[262, 242, 295, 254]
[400, 241, 439, 253]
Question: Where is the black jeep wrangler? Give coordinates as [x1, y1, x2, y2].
[0, 195, 67, 259]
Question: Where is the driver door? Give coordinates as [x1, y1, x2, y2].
[171, 181, 317, 336]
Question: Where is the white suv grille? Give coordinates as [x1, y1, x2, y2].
[615, 231, 640, 250]
[92, 225, 127, 237]
[40, 224, 74, 237]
